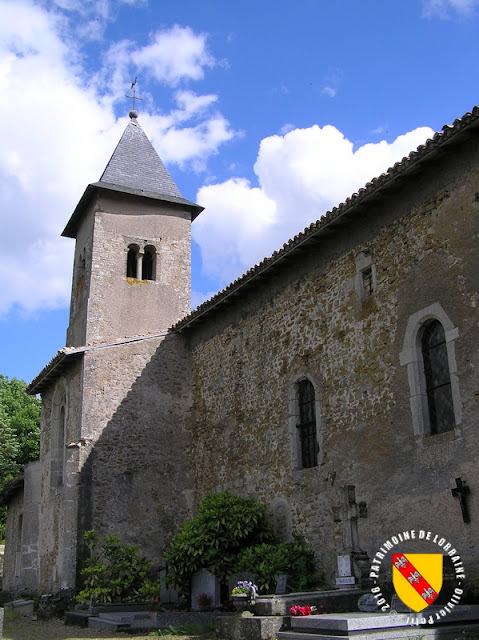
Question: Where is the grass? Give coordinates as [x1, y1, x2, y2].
[148, 621, 216, 636]
[2, 610, 216, 640]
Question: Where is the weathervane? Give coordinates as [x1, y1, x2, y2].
[126, 78, 143, 118]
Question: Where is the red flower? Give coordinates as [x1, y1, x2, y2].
[290, 605, 312, 616]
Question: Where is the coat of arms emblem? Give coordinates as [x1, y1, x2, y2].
[392, 553, 443, 612]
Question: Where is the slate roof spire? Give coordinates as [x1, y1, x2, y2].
[62, 112, 203, 238]
[99, 113, 183, 199]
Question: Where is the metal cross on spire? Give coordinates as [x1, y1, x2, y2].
[126, 78, 143, 118]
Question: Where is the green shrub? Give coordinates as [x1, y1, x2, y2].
[163, 492, 320, 597]
[237, 534, 321, 593]
[76, 529, 161, 604]
[164, 492, 276, 595]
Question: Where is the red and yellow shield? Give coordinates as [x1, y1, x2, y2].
[392, 554, 443, 612]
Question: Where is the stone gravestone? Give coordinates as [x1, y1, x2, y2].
[159, 568, 178, 604]
[275, 574, 288, 594]
[0, 606, 3, 640]
[191, 569, 220, 611]
[336, 554, 355, 587]
[335, 486, 370, 587]
[357, 593, 380, 612]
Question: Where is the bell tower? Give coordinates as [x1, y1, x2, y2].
[62, 111, 203, 347]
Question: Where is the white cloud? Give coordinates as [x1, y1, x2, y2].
[192, 124, 435, 289]
[422, 0, 478, 18]
[132, 25, 216, 86]
[321, 68, 343, 99]
[321, 86, 337, 98]
[0, 1, 236, 316]
[194, 178, 277, 282]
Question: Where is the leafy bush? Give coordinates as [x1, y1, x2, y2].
[163, 492, 276, 595]
[76, 529, 161, 604]
[164, 492, 321, 597]
[237, 534, 321, 593]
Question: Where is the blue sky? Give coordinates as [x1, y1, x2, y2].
[1, 0, 479, 384]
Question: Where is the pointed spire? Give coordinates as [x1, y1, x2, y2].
[62, 115, 203, 239]
[99, 118, 183, 199]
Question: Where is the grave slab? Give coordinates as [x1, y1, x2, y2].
[275, 605, 479, 639]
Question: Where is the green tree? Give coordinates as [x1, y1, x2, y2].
[0, 375, 41, 537]
[0, 375, 41, 466]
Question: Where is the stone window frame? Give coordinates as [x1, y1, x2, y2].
[355, 251, 376, 301]
[50, 380, 67, 488]
[126, 242, 157, 281]
[288, 373, 322, 470]
[399, 303, 461, 438]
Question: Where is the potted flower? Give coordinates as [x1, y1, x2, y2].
[231, 581, 258, 612]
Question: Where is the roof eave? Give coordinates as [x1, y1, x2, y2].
[62, 182, 204, 238]
[173, 106, 479, 333]
[27, 348, 85, 395]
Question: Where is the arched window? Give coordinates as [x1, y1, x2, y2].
[126, 245, 139, 278]
[421, 320, 455, 435]
[400, 304, 461, 437]
[142, 245, 156, 281]
[126, 243, 156, 281]
[290, 378, 319, 469]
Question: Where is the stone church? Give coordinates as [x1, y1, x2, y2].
[2, 103, 479, 598]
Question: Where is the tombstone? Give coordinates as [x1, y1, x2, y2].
[0, 607, 3, 639]
[335, 486, 370, 588]
[159, 568, 178, 604]
[275, 574, 288, 594]
[336, 554, 355, 588]
[191, 569, 220, 611]
[273, 500, 292, 541]
[357, 593, 380, 612]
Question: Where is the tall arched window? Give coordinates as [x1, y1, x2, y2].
[400, 304, 461, 437]
[142, 245, 156, 281]
[421, 320, 455, 435]
[127, 245, 139, 278]
[297, 379, 319, 468]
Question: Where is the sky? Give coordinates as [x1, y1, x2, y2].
[1, 0, 479, 384]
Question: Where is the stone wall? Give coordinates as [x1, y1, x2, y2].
[189, 137, 479, 586]
[77, 332, 194, 571]
[37, 358, 83, 593]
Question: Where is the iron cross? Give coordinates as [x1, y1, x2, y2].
[126, 77, 143, 111]
[451, 477, 470, 523]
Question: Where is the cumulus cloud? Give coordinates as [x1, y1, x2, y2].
[133, 25, 216, 86]
[193, 124, 435, 289]
[0, 0, 235, 316]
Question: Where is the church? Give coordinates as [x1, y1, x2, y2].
[2, 103, 479, 599]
